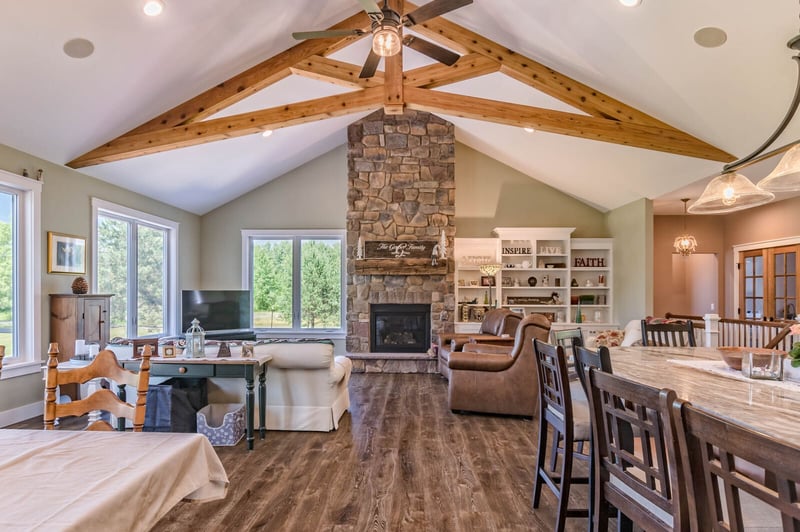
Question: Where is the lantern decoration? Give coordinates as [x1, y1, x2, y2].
[185, 318, 205, 358]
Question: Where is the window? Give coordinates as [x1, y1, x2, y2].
[92, 199, 178, 338]
[738, 241, 799, 320]
[242, 230, 344, 334]
[0, 169, 41, 378]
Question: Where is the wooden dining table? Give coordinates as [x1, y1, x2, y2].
[609, 346, 800, 445]
[0, 429, 228, 531]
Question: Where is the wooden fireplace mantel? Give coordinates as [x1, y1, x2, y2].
[353, 258, 448, 276]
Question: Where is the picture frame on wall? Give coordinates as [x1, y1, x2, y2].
[47, 232, 86, 274]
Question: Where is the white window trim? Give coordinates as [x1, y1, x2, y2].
[241, 229, 346, 337]
[91, 198, 180, 336]
[732, 236, 800, 320]
[0, 169, 41, 379]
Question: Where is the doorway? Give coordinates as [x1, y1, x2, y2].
[670, 253, 719, 316]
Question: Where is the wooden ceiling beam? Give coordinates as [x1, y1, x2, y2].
[404, 87, 733, 162]
[290, 56, 383, 89]
[384, 48, 404, 114]
[67, 88, 383, 168]
[404, 53, 499, 89]
[117, 11, 370, 138]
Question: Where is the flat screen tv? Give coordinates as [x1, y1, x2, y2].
[181, 290, 252, 334]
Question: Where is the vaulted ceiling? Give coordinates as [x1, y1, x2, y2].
[2, 1, 799, 215]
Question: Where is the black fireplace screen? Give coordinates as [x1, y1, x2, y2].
[370, 304, 431, 353]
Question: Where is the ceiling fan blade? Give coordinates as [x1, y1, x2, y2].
[356, 0, 384, 21]
[292, 29, 365, 40]
[359, 49, 382, 79]
[403, 35, 460, 66]
[404, 0, 472, 26]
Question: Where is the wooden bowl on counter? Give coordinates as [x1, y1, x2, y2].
[717, 346, 785, 371]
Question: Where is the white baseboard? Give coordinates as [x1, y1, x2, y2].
[0, 401, 43, 427]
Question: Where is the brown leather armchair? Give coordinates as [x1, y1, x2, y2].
[447, 313, 551, 417]
[437, 308, 522, 379]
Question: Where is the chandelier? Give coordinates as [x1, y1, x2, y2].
[689, 31, 800, 214]
[674, 199, 698, 256]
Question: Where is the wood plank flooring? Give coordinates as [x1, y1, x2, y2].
[13, 374, 592, 531]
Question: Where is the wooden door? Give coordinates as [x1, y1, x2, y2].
[739, 245, 799, 320]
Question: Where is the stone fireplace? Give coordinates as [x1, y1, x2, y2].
[346, 109, 456, 362]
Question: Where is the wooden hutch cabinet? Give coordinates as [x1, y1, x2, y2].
[49, 294, 113, 362]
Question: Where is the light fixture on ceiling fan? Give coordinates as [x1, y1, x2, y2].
[291, 0, 472, 78]
[689, 28, 800, 214]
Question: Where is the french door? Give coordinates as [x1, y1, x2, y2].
[739, 245, 798, 320]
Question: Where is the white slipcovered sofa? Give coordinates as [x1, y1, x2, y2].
[207, 339, 352, 432]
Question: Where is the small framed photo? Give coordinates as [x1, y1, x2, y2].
[480, 275, 496, 286]
[47, 232, 86, 274]
[163, 346, 176, 358]
[509, 307, 526, 316]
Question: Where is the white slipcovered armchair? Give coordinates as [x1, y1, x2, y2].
[260, 340, 351, 431]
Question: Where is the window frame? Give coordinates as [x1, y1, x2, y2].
[91, 198, 179, 338]
[241, 229, 345, 337]
[0, 169, 41, 379]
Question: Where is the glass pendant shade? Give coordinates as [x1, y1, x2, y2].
[756, 144, 800, 191]
[687, 172, 775, 214]
[372, 26, 401, 57]
[673, 234, 698, 256]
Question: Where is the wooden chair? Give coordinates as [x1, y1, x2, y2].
[673, 398, 800, 531]
[532, 339, 591, 532]
[574, 345, 635, 531]
[640, 319, 696, 347]
[585, 368, 689, 532]
[44, 342, 151, 431]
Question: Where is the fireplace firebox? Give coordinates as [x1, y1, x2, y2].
[370, 304, 431, 353]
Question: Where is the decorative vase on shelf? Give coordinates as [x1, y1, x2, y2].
[575, 303, 582, 323]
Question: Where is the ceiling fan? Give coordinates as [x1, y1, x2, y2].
[292, 0, 472, 78]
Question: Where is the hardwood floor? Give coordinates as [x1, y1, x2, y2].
[14, 374, 592, 531]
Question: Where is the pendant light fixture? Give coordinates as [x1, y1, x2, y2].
[689, 29, 800, 214]
[674, 199, 698, 256]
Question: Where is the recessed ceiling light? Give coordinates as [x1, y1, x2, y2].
[523, 127, 535, 133]
[694, 27, 727, 48]
[619, 0, 642, 7]
[262, 130, 273, 138]
[63, 38, 95, 59]
[143, 0, 165, 17]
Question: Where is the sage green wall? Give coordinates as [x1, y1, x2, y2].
[606, 198, 653, 326]
[0, 143, 201, 416]
[454, 144, 609, 238]
[200, 142, 612, 286]
[199, 144, 349, 288]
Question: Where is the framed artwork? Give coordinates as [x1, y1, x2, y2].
[47, 232, 86, 274]
[509, 307, 526, 316]
[480, 275, 496, 286]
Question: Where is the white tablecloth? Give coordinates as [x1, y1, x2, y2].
[0, 430, 228, 531]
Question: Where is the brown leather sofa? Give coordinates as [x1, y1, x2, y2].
[437, 308, 522, 380]
[447, 313, 551, 417]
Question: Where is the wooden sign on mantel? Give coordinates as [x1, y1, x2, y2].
[364, 240, 439, 260]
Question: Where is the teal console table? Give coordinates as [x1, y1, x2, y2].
[122, 353, 271, 450]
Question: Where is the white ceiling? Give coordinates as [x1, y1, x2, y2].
[1, 0, 799, 215]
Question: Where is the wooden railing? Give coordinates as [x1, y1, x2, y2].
[665, 312, 798, 351]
